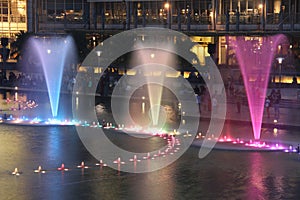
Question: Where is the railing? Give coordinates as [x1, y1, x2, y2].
[37, 12, 300, 32]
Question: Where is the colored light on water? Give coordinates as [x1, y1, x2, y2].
[12, 168, 20, 176]
[113, 157, 125, 165]
[34, 166, 46, 173]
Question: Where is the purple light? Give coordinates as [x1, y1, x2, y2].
[27, 36, 76, 118]
[232, 35, 287, 140]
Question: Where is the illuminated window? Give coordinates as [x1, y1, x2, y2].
[0, 0, 27, 37]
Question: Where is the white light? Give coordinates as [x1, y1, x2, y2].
[96, 50, 102, 57]
[278, 45, 281, 51]
[276, 57, 284, 64]
[47, 49, 51, 54]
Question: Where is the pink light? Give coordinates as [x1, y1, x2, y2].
[143, 152, 151, 160]
[129, 155, 141, 162]
[232, 35, 287, 140]
[113, 157, 125, 165]
[57, 163, 69, 171]
[96, 160, 107, 167]
[77, 161, 88, 169]
[154, 150, 162, 157]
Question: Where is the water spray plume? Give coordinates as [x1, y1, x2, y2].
[28, 35, 76, 118]
[232, 35, 287, 140]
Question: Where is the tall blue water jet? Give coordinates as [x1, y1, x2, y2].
[27, 35, 77, 117]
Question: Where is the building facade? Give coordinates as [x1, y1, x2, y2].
[30, 0, 300, 32]
[0, 0, 299, 83]
[0, 0, 26, 37]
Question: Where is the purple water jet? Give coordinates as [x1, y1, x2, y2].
[26, 35, 76, 118]
[231, 35, 287, 140]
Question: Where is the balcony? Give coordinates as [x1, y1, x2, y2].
[37, 12, 300, 33]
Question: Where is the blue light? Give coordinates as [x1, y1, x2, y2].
[30, 36, 76, 117]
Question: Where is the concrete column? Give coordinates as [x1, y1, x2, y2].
[27, 0, 33, 32]
[35, 0, 38, 33]
[295, 0, 299, 23]
[291, 4, 294, 31]
[178, 8, 181, 31]
[101, 3, 105, 30]
[187, 7, 191, 31]
[215, 0, 219, 25]
[289, 0, 291, 23]
[261, 0, 266, 31]
[225, 10, 229, 31]
[142, 2, 146, 27]
[91, 2, 97, 30]
[236, 8, 240, 31]
[83, 1, 90, 29]
[126, 1, 131, 30]
[279, 1, 283, 31]
[133, 2, 138, 28]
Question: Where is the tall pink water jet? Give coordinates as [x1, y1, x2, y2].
[231, 35, 287, 140]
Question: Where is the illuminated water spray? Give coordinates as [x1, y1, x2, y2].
[232, 35, 287, 140]
[129, 48, 176, 128]
[29, 36, 76, 117]
[147, 84, 164, 126]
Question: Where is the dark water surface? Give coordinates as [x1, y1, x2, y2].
[1, 124, 300, 200]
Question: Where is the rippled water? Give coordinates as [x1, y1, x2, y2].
[0, 123, 300, 200]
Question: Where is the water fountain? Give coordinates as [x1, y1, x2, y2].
[193, 35, 294, 152]
[29, 35, 77, 118]
[231, 35, 287, 140]
[0, 35, 77, 125]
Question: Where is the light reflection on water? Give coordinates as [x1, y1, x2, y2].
[0, 123, 300, 200]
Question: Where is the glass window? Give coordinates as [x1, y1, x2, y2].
[0, 0, 27, 37]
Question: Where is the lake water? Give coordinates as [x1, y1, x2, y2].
[0, 122, 300, 200]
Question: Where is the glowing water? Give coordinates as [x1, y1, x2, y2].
[147, 84, 164, 126]
[129, 48, 175, 128]
[232, 35, 287, 140]
[29, 36, 76, 117]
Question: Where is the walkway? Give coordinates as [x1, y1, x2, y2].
[200, 97, 300, 129]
